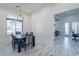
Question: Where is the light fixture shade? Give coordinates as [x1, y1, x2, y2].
[16, 16, 24, 20]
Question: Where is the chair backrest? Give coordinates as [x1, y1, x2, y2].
[25, 32, 34, 44]
[26, 34, 30, 44]
[11, 34, 14, 40]
[71, 31, 75, 36]
[16, 31, 21, 35]
[26, 32, 28, 34]
[11, 34, 18, 44]
[21, 33, 29, 44]
[30, 32, 33, 36]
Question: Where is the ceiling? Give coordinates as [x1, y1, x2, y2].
[54, 7, 79, 20]
[0, 3, 50, 14]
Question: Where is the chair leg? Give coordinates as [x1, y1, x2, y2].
[27, 43, 30, 48]
[72, 37, 76, 40]
[12, 40, 16, 50]
[22, 44, 27, 51]
[30, 43, 33, 48]
[13, 44, 15, 50]
[12, 43, 15, 50]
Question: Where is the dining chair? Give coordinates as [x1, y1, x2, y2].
[30, 32, 33, 35]
[11, 34, 18, 50]
[21, 33, 29, 51]
[21, 37, 27, 51]
[25, 34, 30, 48]
[16, 31, 21, 35]
[29, 32, 35, 48]
[71, 31, 77, 41]
[26, 32, 28, 34]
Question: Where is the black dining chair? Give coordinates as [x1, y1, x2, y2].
[30, 32, 33, 35]
[29, 32, 35, 48]
[21, 37, 27, 51]
[11, 34, 18, 50]
[71, 31, 77, 41]
[22, 33, 28, 44]
[24, 34, 30, 48]
[21, 33, 29, 51]
[26, 32, 28, 34]
[16, 31, 21, 35]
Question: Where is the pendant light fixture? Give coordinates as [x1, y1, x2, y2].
[16, 3, 24, 20]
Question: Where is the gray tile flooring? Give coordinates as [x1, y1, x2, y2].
[0, 37, 54, 56]
[0, 36, 79, 56]
[54, 36, 79, 56]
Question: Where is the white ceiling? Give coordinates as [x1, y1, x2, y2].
[55, 8, 79, 19]
[0, 3, 50, 14]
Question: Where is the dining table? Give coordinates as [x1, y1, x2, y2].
[12, 33, 35, 53]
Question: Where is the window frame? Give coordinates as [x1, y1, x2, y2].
[6, 18, 23, 35]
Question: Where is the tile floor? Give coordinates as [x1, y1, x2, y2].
[54, 36, 79, 56]
[0, 36, 79, 56]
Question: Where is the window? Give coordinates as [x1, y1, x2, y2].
[7, 18, 23, 35]
[72, 22, 77, 34]
[16, 20, 23, 33]
[71, 22, 79, 34]
[65, 23, 69, 35]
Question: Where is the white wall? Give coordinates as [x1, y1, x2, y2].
[31, 4, 79, 51]
[31, 5, 55, 52]
[0, 6, 30, 42]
